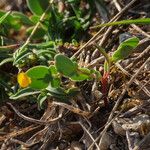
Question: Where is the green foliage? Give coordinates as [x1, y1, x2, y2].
[10, 53, 102, 107]
[27, 0, 49, 16]
[13, 41, 56, 66]
[70, 67, 91, 81]
[112, 37, 140, 62]
[26, 66, 51, 89]
[46, 86, 79, 102]
[0, 11, 34, 33]
[10, 87, 40, 100]
[0, 11, 11, 25]
[11, 11, 34, 25]
[55, 54, 77, 77]
[0, 58, 13, 66]
[91, 18, 150, 29]
[0, 1, 142, 108]
[49, 65, 61, 88]
[37, 92, 47, 108]
[26, 26, 47, 40]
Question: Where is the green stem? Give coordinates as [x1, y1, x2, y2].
[14, 4, 52, 60]
[94, 44, 111, 68]
[91, 18, 150, 29]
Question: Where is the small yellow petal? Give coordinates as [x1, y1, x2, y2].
[17, 72, 31, 88]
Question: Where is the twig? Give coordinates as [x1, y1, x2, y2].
[133, 131, 150, 150]
[131, 24, 150, 38]
[113, 0, 150, 38]
[10, 138, 34, 148]
[113, 0, 122, 11]
[115, 62, 150, 97]
[7, 102, 62, 125]
[126, 45, 150, 69]
[0, 125, 40, 142]
[78, 121, 100, 150]
[137, 79, 150, 97]
[14, 3, 51, 57]
[98, 57, 150, 146]
[108, 57, 150, 122]
[126, 130, 134, 150]
[71, 0, 138, 59]
[87, 56, 104, 68]
[88, 112, 121, 150]
[52, 101, 91, 117]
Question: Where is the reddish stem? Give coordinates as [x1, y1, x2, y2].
[101, 72, 109, 107]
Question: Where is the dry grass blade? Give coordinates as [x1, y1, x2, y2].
[108, 57, 150, 122]
[52, 101, 91, 117]
[98, 57, 150, 146]
[78, 121, 100, 150]
[126, 45, 150, 69]
[0, 125, 40, 142]
[71, 0, 138, 59]
[133, 131, 150, 150]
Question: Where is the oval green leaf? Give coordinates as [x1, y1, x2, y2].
[55, 54, 77, 77]
[26, 66, 51, 89]
[112, 37, 139, 62]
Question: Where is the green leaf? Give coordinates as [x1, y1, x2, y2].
[37, 92, 47, 109]
[49, 65, 58, 75]
[50, 78, 61, 88]
[26, 66, 51, 89]
[0, 11, 11, 25]
[28, 41, 55, 49]
[91, 18, 150, 29]
[10, 87, 40, 100]
[12, 11, 34, 25]
[112, 37, 139, 62]
[70, 67, 92, 81]
[26, 26, 47, 40]
[90, 69, 102, 79]
[94, 44, 110, 65]
[46, 86, 78, 101]
[13, 49, 31, 65]
[55, 54, 78, 77]
[70, 72, 90, 81]
[30, 15, 40, 24]
[46, 86, 66, 95]
[104, 61, 109, 73]
[0, 11, 21, 31]
[27, 0, 49, 16]
[49, 65, 60, 88]
[46, 86, 68, 101]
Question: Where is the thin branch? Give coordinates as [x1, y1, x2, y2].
[15, 3, 51, 57]
[98, 57, 150, 146]
[78, 121, 100, 150]
[71, 0, 138, 59]
[7, 102, 62, 125]
[52, 101, 91, 117]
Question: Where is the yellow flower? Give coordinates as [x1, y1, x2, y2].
[17, 72, 31, 88]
